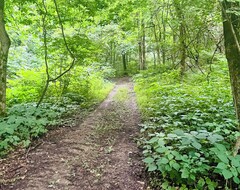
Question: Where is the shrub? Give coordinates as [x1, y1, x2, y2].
[134, 63, 240, 189]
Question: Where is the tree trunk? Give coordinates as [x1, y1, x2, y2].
[161, 4, 167, 65]
[153, 23, 161, 65]
[179, 21, 186, 76]
[221, 0, 240, 155]
[141, 19, 146, 70]
[0, 0, 11, 116]
[138, 13, 143, 70]
[173, 0, 186, 77]
[122, 52, 127, 75]
[138, 12, 146, 70]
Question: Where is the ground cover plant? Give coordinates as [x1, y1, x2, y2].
[134, 61, 240, 189]
[0, 64, 113, 157]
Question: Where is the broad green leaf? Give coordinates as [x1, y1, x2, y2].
[222, 169, 233, 179]
[159, 157, 169, 165]
[161, 182, 169, 189]
[158, 139, 165, 146]
[171, 151, 182, 160]
[230, 167, 238, 177]
[192, 141, 202, 149]
[148, 137, 159, 144]
[215, 143, 227, 152]
[173, 163, 180, 171]
[196, 133, 208, 139]
[216, 162, 227, 170]
[217, 154, 229, 164]
[181, 169, 189, 178]
[173, 129, 184, 136]
[143, 157, 154, 164]
[231, 156, 240, 167]
[167, 133, 178, 139]
[148, 163, 157, 172]
[156, 147, 167, 153]
[233, 177, 240, 184]
[167, 153, 174, 160]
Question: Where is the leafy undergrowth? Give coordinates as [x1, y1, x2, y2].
[134, 62, 240, 189]
[1, 64, 114, 157]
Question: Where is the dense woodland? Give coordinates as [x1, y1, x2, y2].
[0, 0, 240, 189]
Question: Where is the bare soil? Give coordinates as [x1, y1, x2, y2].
[0, 78, 146, 190]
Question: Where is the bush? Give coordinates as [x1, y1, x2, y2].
[134, 63, 240, 189]
[0, 103, 63, 157]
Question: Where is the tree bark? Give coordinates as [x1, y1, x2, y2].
[221, 0, 240, 155]
[179, 21, 186, 76]
[0, 0, 10, 116]
[141, 19, 146, 70]
[122, 52, 127, 75]
[138, 12, 146, 70]
[153, 23, 161, 65]
[173, 0, 186, 77]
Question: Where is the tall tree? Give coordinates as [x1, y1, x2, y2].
[221, 0, 240, 155]
[173, 0, 186, 76]
[0, 0, 10, 116]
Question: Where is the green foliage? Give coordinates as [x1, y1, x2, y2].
[0, 103, 62, 157]
[2, 60, 114, 157]
[134, 63, 240, 189]
[7, 69, 45, 105]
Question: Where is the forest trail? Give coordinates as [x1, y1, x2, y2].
[0, 78, 145, 190]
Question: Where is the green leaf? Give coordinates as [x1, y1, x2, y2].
[167, 153, 174, 160]
[216, 162, 227, 170]
[217, 154, 229, 164]
[148, 137, 159, 144]
[233, 177, 240, 184]
[197, 178, 205, 188]
[237, 166, 240, 173]
[206, 178, 217, 190]
[161, 182, 169, 189]
[215, 143, 227, 152]
[196, 133, 208, 139]
[148, 163, 157, 172]
[231, 156, 240, 167]
[158, 139, 165, 146]
[171, 151, 182, 160]
[230, 167, 238, 177]
[191, 141, 202, 149]
[182, 137, 191, 145]
[173, 129, 184, 136]
[167, 133, 178, 139]
[222, 169, 233, 179]
[181, 169, 189, 178]
[23, 140, 31, 147]
[159, 157, 169, 165]
[143, 157, 154, 164]
[5, 127, 15, 135]
[173, 163, 180, 171]
[156, 147, 167, 153]
[190, 174, 196, 180]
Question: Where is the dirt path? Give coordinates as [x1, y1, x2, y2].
[0, 78, 145, 190]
